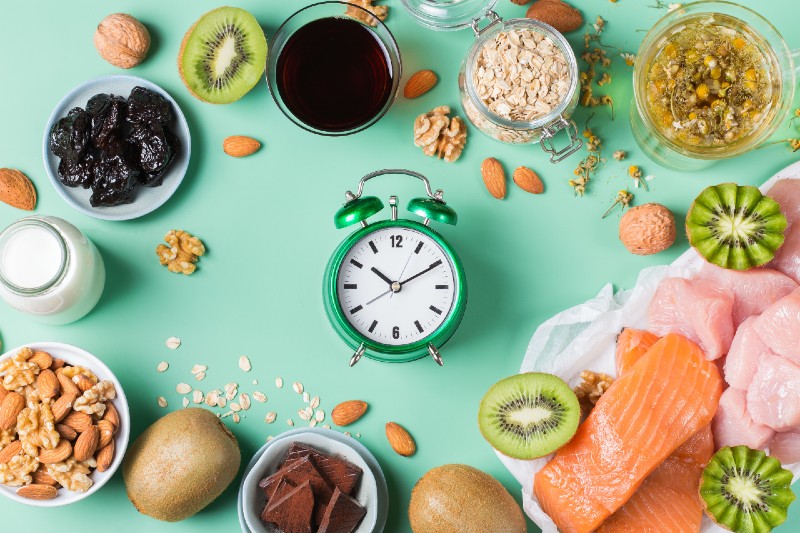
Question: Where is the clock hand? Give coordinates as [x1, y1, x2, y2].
[365, 289, 391, 306]
[390, 249, 416, 300]
[370, 266, 393, 286]
[399, 260, 443, 287]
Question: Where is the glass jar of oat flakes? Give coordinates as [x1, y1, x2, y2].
[401, 0, 582, 162]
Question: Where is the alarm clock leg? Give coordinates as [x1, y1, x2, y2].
[350, 343, 366, 367]
[428, 344, 443, 366]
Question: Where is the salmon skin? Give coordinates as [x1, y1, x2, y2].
[534, 333, 723, 533]
[615, 328, 660, 376]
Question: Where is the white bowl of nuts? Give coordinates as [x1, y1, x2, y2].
[0, 342, 129, 506]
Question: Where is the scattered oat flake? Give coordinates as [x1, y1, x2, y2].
[157, 396, 167, 408]
[233, 413, 241, 423]
[182, 397, 189, 408]
[218, 397, 227, 408]
[299, 409, 311, 421]
[190, 364, 207, 375]
[226, 386, 238, 401]
[221, 411, 233, 418]
[287, 419, 295, 427]
[176, 383, 192, 394]
[309, 420, 317, 427]
[239, 355, 252, 372]
[322, 425, 331, 429]
[231, 402, 242, 412]
[310, 396, 320, 409]
[293, 382, 304, 394]
[344, 431, 352, 437]
[275, 377, 284, 389]
[206, 391, 220, 407]
[265, 412, 277, 424]
[253, 391, 267, 403]
[166, 336, 181, 349]
[193, 390, 204, 404]
[157, 361, 169, 372]
[239, 393, 251, 410]
[303, 391, 310, 403]
[195, 372, 206, 381]
[315, 410, 325, 422]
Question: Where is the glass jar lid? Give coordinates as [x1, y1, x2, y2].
[400, 0, 498, 31]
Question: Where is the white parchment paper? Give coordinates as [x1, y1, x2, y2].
[501, 166, 800, 533]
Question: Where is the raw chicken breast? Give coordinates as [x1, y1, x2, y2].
[724, 316, 774, 390]
[768, 178, 800, 283]
[747, 353, 800, 431]
[770, 429, 800, 464]
[752, 287, 800, 365]
[648, 277, 734, 360]
[696, 263, 797, 327]
[713, 387, 774, 449]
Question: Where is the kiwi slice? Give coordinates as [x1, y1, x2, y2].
[686, 183, 787, 270]
[178, 7, 267, 104]
[478, 373, 580, 460]
[700, 446, 795, 533]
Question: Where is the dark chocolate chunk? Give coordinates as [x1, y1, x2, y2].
[49, 107, 92, 163]
[127, 86, 172, 125]
[284, 442, 363, 495]
[318, 488, 366, 533]
[262, 480, 314, 533]
[260, 477, 296, 523]
[259, 455, 333, 505]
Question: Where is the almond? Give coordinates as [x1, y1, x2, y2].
[386, 422, 416, 457]
[223, 135, 261, 157]
[510, 0, 532, 4]
[38, 439, 72, 464]
[75, 374, 95, 392]
[103, 401, 120, 430]
[29, 350, 53, 370]
[62, 411, 93, 434]
[55, 423, 78, 441]
[0, 168, 37, 211]
[36, 370, 60, 399]
[32, 466, 59, 486]
[526, 0, 583, 34]
[513, 166, 544, 194]
[51, 393, 77, 423]
[331, 400, 368, 427]
[97, 419, 115, 448]
[404, 70, 438, 99]
[51, 358, 66, 370]
[74, 425, 100, 462]
[0, 387, 7, 403]
[0, 392, 25, 430]
[56, 370, 80, 397]
[0, 440, 22, 463]
[481, 157, 506, 199]
[17, 483, 57, 500]
[96, 440, 115, 472]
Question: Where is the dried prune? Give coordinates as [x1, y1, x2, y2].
[127, 86, 171, 125]
[90, 146, 139, 207]
[87, 94, 127, 151]
[57, 153, 95, 189]
[129, 122, 177, 186]
[49, 107, 91, 163]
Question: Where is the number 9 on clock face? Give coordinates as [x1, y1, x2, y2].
[324, 220, 466, 363]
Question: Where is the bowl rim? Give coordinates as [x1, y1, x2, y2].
[0, 341, 130, 507]
[239, 427, 388, 533]
[41, 74, 191, 221]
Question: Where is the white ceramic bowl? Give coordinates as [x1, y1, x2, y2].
[42, 75, 191, 221]
[241, 428, 388, 533]
[0, 342, 130, 507]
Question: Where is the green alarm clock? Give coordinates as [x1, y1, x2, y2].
[323, 169, 467, 366]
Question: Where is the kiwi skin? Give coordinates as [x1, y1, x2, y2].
[699, 445, 795, 533]
[478, 372, 580, 460]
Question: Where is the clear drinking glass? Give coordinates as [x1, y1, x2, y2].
[631, 0, 800, 170]
[267, 1, 402, 136]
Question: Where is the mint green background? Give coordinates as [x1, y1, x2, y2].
[0, 1, 798, 531]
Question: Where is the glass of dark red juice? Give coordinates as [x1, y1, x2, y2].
[267, 2, 402, 136]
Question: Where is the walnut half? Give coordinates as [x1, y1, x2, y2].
[413, 106, 468, 163]
[156, 230, 205, 275]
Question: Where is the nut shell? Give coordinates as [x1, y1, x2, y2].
[619, 203, 676, 255]
[94, 13, 151, 69]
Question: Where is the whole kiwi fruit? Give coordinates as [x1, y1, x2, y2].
[123, 408, 240, 521]
[409, 464, 526, 533]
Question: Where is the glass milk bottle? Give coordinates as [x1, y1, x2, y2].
[0, 216, 105, 324]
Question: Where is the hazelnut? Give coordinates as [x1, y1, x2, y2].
[94, 13, 150, 69]
[619, 203, 676, 255]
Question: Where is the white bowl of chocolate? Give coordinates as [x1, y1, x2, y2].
[242, 430, 378, 533]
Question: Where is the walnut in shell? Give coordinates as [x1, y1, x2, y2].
[156, 230, 206, 275]
[619, 203, 676, 256]
[413, 106, 467, 163]
[94, 13, 151, 69]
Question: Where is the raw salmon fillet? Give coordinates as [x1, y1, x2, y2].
[597, 426, 714, 533]
[615, 328, 660, 376]
[533, 333, 723, 533]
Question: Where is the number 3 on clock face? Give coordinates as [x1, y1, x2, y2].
[324, 220, 466, 363]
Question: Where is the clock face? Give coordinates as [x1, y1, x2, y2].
[336, 226, 457, 346]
